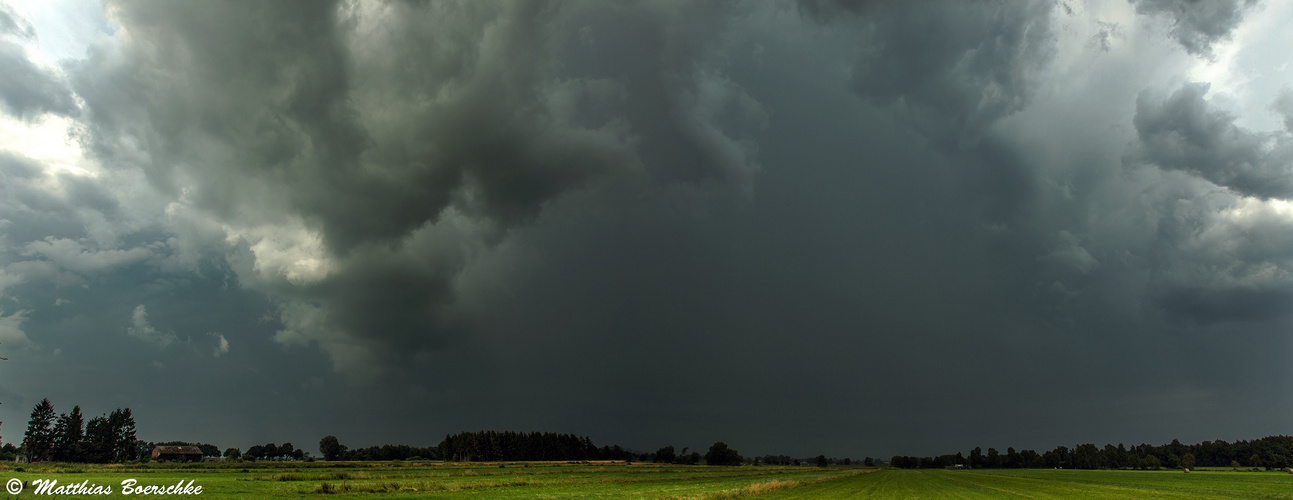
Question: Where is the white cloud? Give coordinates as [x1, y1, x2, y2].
[0, 309, 33, 350]
[0, 269, 23, 296]
[1186, 0, 1293, 132]
[1040, 230, 1100, 274]
[126, 304, 175, 346]
[21, 237, 152, 274]
[0, 115, 98, 178]
[212, 332, 229, 357]
[222, 219, 333, 286]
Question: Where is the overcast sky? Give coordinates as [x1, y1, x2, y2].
[1, 0, 1292, 460]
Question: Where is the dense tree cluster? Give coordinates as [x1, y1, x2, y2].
[244, 442, 305, 461]
[653, 445, 676, 463]
[316, 432, 601, 462]
[314, 432, 744, 465]
[650, 446, 700, 464]
[20, 399, 136, 463]
[705, 442, 742, 466]
[756, 454, 798, 465]
[890, 436, 1293, 470]
[437, 431, 604, 462]
[0, 443, 17, 462]
[340, 443, 437, 461]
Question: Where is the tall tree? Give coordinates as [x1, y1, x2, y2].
[278, 442, 295, 460]
[113, 408, 137, 461]
[654, 445, 676, 463]
[82, 415, 115, 463]
[51, 406, 85, 462]
[1006, 447, 1021, 468]
[319, 435, 344, 461]
[196, 443, 220, 457]
[704, 442, 741, 466]
[22, 399, 56, 461]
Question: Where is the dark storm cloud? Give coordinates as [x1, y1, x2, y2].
[71, 0, 767, 377]
[74, 1, 747, 248]
[1158, 285, 1293, 324]
[798, 0, 1054, 142]
[1274, 88, 1293, 132]
[1133, 82, 1293, 199]
[0, 151, 341, 449]
[0, 41, 79, 120]
[5, 0, 1289, 460]
[851, 1, 1053, 140]
[0, 150, 42, 179]
[0, 3, 78, 119]
[1130, 0, 1257, 57]
[0, 152, 109, 247]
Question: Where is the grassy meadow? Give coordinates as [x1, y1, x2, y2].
[0, 462, 1290, 498]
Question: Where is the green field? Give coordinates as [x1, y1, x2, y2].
[1, 463, 1290, 499]
[761, 468, 1293, 499]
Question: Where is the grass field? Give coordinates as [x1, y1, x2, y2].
[760, 468, 1293, 499]
[0, 461, 857, 499]
[1, 462, 1290, 498]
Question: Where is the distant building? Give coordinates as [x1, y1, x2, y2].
[152, 446, 203, 462]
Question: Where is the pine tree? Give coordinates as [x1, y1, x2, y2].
[83, 415, 115, 463]
[112, 408, 137, 461]
[22, 399, 56, 461]
[52, 406, 85, 462]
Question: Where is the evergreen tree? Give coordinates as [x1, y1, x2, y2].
[83, 415, 115, 463]
[22, 398, 56, 461]
[113, 408, 137, 461]
[52, 406, 85, 462]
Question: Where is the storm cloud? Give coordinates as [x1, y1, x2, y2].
[0, 0, 1291, 460]
[1130, 0, 1257, 57]
[0, 4, 78, 119]
[1133, 82, 1293, 198]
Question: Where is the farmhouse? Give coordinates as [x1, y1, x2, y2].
[152, 446, 203, 462]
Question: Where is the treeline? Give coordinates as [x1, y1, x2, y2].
[890, 436, 1293, 470]
[649, 445, 700, 464]
[316, 432, 745, 465]
[315, 431, 605, 462]
[315, 435, 434, 462]
[439, 430, 635, 462]
[20, 398, 137, 463]
[223, 442, 305, 461]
